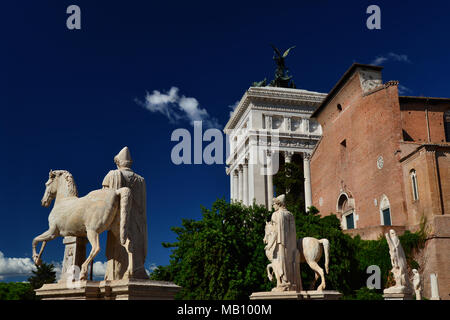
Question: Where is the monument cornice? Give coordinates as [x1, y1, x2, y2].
[224, 87, 326, 133]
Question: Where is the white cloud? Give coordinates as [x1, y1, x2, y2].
[398, 84, 412, 95]
[92, 261, 107, 278]
[0, 251, 36, 280]
[148, 263, 157, 272]
[370, 52, 411, 65]
[0, 251, 109, 282]
[136, 87, 221, 129]
[228, 101, 240, 118]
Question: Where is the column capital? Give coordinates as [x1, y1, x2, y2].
[303, 152, 311, 160]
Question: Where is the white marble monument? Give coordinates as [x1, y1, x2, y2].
[224, 86, 326, 211]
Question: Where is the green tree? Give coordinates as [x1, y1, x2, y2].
[27, 262, 56, 292]
[0, 282, 35, 300]
[151, 199, 273, 299]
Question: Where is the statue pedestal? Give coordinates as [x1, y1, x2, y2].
[383, 292, 414, 300]
[383, 290, 414, 300]
[383, 286, 414, 300]
[35, 279, 181, 300]
[250, 291, 304, 300]
[250, 290, 342, 300]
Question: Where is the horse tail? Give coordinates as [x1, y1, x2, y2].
[319, 238, 330, 274]
[115, 187, 132, 245]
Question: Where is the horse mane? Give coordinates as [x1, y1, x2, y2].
[53, 170, 78, 197]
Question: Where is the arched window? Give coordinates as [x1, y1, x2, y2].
[444, 110, 450, 142]
[410, 170, 419, 201]
[337, 193, 355, 230]
[379, 195, 392, 226]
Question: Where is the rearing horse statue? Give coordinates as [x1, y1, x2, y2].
[32, 169, 132, 280]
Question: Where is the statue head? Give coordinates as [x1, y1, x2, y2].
[272, 194, 286, 211]
[389, 229, 397, 238]
[41, 170, 77, 207]
[114, 146, 133, 169]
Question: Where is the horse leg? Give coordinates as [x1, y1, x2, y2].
[307, 260, 326, 291]
[80, 230, 100, 280]
[32, 228, 58, 265]
[310, 270, 319, 290]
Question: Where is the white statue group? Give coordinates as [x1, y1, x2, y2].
[264, 194, 330, 292]
[32, 147, 148, 281]
[30, 146, 424, 299]
[385, 229, 422, 299]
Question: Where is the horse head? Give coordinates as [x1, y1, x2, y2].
[41, 170, 57, 207]
[41, 170, 78, 207]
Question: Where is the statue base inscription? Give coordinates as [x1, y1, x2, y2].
[35, 279, 181, 300]
[250, 290, 342, 300]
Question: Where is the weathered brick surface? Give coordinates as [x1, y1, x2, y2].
[310, 65, 450, 299]
[311, 70, 407, 229]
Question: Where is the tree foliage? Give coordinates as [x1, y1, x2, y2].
[0, 282, 35, 300]
[151, 199, 273, 299]
[27, 262, 56, 292]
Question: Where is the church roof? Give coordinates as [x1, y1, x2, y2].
[311, 63, 383, 118]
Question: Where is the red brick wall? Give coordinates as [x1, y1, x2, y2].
[311, 69, 408, 230]
[401, 146, 447, 227]
[400, 100, 450, 143]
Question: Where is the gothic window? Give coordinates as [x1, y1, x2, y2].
[410, 170, 419, 201]
[379, 195, 392, 226]
[337, 193, 355, 230]
[345, 213, 355, 229]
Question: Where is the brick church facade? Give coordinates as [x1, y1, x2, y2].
[310, 63, 450, 299]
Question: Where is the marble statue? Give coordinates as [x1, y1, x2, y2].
[32, 170, 133, 280]
[384, 229, 412, 294]
[412, 269, 422, 300]
[102, 147, 148, 280]
[297, 237, 329, 291]
[264, 195, 301, 292]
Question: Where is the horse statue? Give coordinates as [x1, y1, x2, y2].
[297, 237, 329, 291]
[264, 221, 330, 291]
[32, 169, 133, 280]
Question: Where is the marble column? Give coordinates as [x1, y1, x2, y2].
[243, 163, 249, 205]
[233, 170, 239, 202]
[230, 171, 234, 203]
[285, 151, 294, 194]
[303, 152, 312, 212]
[238, 165, 243, 202]
[267, 152, 274, 210]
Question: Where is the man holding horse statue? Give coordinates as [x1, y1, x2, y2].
[32, 146, 148, 282]
[102, 146, 148, 280]
[264, 194, 330, 292]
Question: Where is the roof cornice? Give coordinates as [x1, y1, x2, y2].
[224, 86, 326, 133]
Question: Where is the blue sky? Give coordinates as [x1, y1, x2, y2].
[1, 0, 449, 281]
